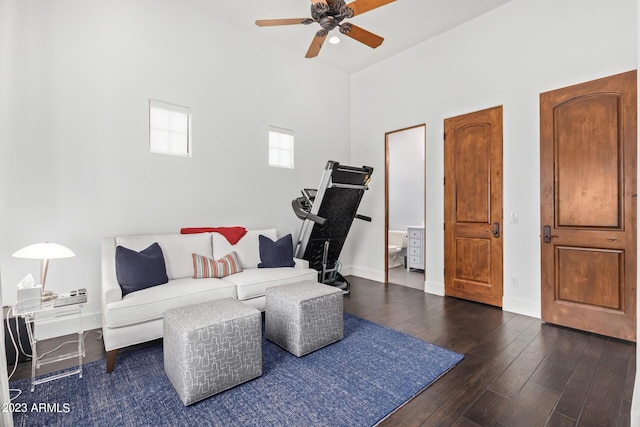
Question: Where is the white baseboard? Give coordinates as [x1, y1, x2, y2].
[346, 266, 385, 284]
[425, 281, 445, 296]
[339, 265, 353, 277]
[502, 297, 540, 319]
[421, 284, 541, 319]
[631, 375, 640, 427]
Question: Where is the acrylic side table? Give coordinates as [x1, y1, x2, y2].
[12, 297, 86, 392]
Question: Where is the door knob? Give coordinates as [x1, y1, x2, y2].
[492, 222, 500, 238]
[543, 225, 558, 243]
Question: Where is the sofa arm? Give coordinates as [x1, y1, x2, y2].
[101, 237, 123, 307]
[293, 258, 310, 269]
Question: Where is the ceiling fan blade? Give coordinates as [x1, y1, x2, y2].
[343, 24, 384, 48]
[305, 33, 327, 58]
[346, 0, 396, 17]
[255, 18, 307, 27]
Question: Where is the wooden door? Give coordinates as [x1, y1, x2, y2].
[444, 106, 503, 306]
[540, 70, 637, 342]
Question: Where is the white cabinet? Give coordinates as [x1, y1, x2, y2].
[407, 226, 424, 271]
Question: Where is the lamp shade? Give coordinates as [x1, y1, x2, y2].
[12, 242, 75, 260]
[13, 242, 76, 290]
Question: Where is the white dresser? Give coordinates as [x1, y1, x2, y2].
[407, 226, 424, 271]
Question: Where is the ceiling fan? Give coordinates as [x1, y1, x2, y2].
[255, 0, 396, 58]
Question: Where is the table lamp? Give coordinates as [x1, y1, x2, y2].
[12, 242, 75, 298]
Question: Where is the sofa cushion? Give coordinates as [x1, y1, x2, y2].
[258, 234, 295, 268]
[192, 252, 242, 278]
[115, 242, 169, 297]
[116, 234, 213, 280]
[222, 267, 319, 301]
[103, 278, 238, 328]
[212, 229, 277, 269]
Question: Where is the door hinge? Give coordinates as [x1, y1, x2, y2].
[443, 177, 446, 185]
[443, 222, 446, 231]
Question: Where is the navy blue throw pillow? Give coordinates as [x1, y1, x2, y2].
[258, 234, 295, 268]
[115, 242, 168, 297]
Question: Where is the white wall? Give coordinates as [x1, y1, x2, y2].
[388, 126, 425, 231]
[0, 0, 351, 332]
[349, 0, 637, 317]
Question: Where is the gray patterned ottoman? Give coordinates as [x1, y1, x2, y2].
[265, 281, 343, 357]
[163, 298, 262, 406]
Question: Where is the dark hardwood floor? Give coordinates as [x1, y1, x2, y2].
[7, 276, 636, 426]
[344, 277, 635, 427]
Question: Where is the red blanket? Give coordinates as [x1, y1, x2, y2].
[180, 226, 247, 245]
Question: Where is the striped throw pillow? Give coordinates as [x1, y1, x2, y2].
[192, 252, 242, 278]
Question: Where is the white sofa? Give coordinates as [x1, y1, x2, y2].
[101, 228, 318, 372]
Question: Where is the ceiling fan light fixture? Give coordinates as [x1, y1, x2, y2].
[339, 4, 354, 19]
[256, 0, 395, 58]
[339, 22, 352, 34]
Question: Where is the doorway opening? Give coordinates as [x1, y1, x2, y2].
[385, 124, 426, 289]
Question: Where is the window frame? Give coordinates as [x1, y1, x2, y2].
[149, 99, 192, 157]
[268, 126, 294, 169]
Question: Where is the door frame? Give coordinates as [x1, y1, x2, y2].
[384, 124, 427, 285]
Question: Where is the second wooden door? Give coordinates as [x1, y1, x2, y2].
[444, 106, 503, 306]
[540, 70, 637, 342]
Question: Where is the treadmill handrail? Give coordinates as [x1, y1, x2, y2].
[291, 199, 327, 225]
[329, 183, 370, 190]
[334, 164, 373, 174]
[306, 213, 326, 225]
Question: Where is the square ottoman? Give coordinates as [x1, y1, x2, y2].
[265, 280, 343, 357]
[163, 298, 262, 406]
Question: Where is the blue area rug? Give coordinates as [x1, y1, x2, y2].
[11, 313, 463, 426]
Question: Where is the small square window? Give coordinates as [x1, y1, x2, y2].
[149, 99, 191, 157]
[268, 126, 294, 169]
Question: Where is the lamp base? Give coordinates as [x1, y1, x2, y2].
[41, 290, 57, 302]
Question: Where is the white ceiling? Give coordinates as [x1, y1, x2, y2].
[207, 0, 512, 74]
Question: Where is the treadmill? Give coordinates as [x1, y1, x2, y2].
[292, 161, 373, 294]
